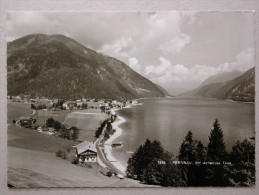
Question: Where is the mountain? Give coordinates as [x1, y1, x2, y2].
[7, 34, 167, 99]
[155, 84, 174, 97]
[200, 71, 243, 86]
[182, 71, 243, 97]
[180, 67, 255, 102]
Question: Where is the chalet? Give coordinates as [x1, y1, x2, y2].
[76, 100, 83, 108]
[74, 141, 97, 163]
[62, 102, 69, 110]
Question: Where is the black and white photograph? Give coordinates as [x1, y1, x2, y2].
[6, 11, 255, 188]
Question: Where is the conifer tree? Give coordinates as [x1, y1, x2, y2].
[207, 119, 226, 162]
[228, 139, 255, 186]
[178, 131, 207, 186]
[206, 119, 228, 186]
[178, 131, 196, 162]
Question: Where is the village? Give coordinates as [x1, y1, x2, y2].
[8, 95, 138, 179]
[8, 95, 137, 111]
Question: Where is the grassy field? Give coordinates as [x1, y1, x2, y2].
[7, 102, 32, 124]
[8, 124, 75, 153]
[65, 110, 107, 142]
[35, 109, 72, 126]
[7, 102, 146, 188]
[8, 146, 147, 188]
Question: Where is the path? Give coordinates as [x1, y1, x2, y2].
[95, 131, 125, 176]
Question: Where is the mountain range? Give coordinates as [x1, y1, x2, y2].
[181, 68, 255, 102]
[7, 34, 167, 100]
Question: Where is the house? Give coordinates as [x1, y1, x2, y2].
[13, 95, 22, 102]
[76, 100, 83, 108]
[74, 141, 97, 163]
[37, 126, 43, 132]
[62, 102, 69, 110]
[46, 101, 53, 108]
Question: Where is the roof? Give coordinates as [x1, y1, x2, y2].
[75, 141, 97, 154]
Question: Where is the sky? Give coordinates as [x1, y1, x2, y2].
[6, 11, 255, 95]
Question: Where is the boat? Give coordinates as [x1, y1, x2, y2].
[111, 141, 123, 148]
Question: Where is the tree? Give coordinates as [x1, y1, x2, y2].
[127, 139, 165, 181]
[106, 122, 112, 131]
[207, 119, 227, 162]
[127, 139, 185, 187]
[31, 104, 36, 109]
[100, 106, 105, 113]
[82, 103, 88, 109]
[230, 139, 254, 164]
[228, 139, 255, 186]
[71, 126, 79, 141]
[206, 119, 228, 186]
[59, 125, 70, 139]
[178, 131, 207, 186]
[104, 132, 110, 140]
[178, 131, 196, 162]
[144, 151, 185, 187]
[95, 119, 108, 138]
[195, 141, 206, 162]
[46, 117, 55, 127]
[53, 120, 61, 131]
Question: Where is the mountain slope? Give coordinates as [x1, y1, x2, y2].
[155, 84, 173, 97]
[181, 71, 243, 97]
[181, 67, 255, 102]
[200, 71, 243, 86]
[7, 34, 166, 99]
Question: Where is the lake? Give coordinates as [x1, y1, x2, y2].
[112, 97, 255, 168]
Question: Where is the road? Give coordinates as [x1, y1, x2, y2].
[95, 133, 125, 176]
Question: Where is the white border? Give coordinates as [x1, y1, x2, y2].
[0, 0, 258, 194]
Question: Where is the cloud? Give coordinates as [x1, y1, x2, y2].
[158, 34, 191, 53]
[180, 11, 197, 25]
[217, 47, 255, 72]
[6, 12, 197, 66]
[145, 57, 172, 77]
[98, 37, 133, 58]
[234, 47, 255, 68]
[128, 57, 144, 74]
[144, 58, 218, 87]
[139, 47, 254, 94]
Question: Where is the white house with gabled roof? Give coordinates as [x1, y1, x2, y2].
[74, 141, 97, 163]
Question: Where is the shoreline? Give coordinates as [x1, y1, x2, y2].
[103, 114, 127, 173]
[103, 103, 143, 174]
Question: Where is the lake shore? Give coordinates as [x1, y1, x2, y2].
[103, 114, 127, 173]
[102, 104, 142, 174]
